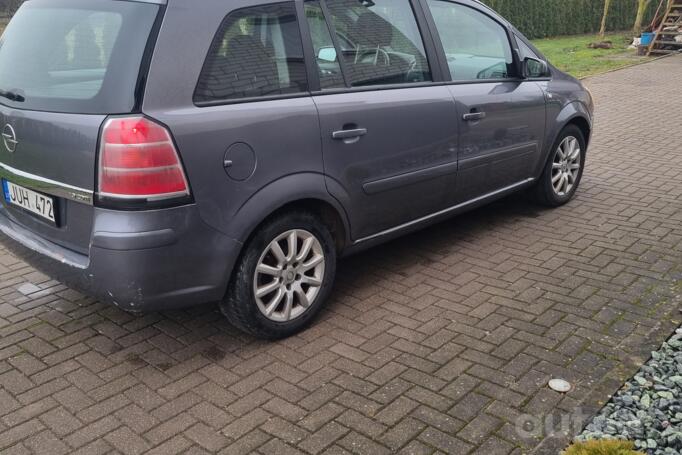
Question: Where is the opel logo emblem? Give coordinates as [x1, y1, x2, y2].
[2, 124, 18, 153]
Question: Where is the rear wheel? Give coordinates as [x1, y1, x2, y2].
[532, 125, 586, 206]
[221, 211, 337, 339]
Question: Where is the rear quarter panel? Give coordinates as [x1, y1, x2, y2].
[142, 0, 335, 243]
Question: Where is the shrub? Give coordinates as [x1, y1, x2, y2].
[481, 0, 657, 39]
[0, 0, 24, 17]
[563, 440, 646, 455]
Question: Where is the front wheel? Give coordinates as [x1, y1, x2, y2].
[532, 125, 587, 207]
[221, 211, 337, 339]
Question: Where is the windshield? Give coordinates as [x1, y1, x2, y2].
[0, 0, 159, 114]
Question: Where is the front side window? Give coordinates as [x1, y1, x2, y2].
[195, 2, 308, 104]
[516, 34, 541, 61]
[322, 0, 431, 87]
[426, 0, 514, 81]
[515, 34, 548, 78]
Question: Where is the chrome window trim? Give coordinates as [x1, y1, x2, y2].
[0, 162, 93, 205]
[354, 178, 535, 244]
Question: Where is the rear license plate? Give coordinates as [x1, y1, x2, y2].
[2, 180, 56, 224]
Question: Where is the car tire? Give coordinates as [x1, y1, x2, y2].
[221, 211, 337, 339]
[532, 124, 587, 207]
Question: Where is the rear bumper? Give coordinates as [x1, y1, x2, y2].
[0, 204, 242, 311]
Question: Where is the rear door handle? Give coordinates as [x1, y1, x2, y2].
[332, 128, 367, 141]
[463, 112, 486, 121]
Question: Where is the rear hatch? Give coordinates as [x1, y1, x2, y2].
[0, 0, 161, 254]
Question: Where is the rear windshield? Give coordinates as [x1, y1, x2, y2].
[0, 0, 159, 114]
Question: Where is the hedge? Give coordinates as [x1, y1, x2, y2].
[0, 0, 658, 40]
[480, 0, 657, 39]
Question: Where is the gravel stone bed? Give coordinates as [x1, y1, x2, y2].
[578, 326, 682, 454]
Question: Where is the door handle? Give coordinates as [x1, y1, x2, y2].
[332, 128, 367, 141]
[463, 112, 486, 121]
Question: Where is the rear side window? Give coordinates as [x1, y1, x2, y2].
[0, 0, 159, 114]
[426, 0, 514, 81]
[321, 0, 432, 87]
[194, 2, 308, 104]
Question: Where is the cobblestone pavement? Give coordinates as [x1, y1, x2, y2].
[1, 56, 682, 455]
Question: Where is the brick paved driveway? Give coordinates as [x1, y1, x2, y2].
[1, 56, 682, 455]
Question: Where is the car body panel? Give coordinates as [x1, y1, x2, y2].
[143, 0, 331, 245]
[448, 80, 547, 201]
[145, 97, 324, 242]
[0, 203, 239, 310]
[540, 68, 594, 148]
[313, 86, 459, 240]
[0, 107, 102, 254]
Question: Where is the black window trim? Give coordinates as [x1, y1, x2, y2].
[134, 4, 167, 113]
[193, 0, 311, 108]
[418, 0, 527, 84]
[307, 0, 444, 91]
[512, 31, 552, 81]
[296, 0, 323, 92]
[311, 0, 352, 89]
[192, 0, 551, 108]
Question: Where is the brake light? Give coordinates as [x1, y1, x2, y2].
[98, 117, 189, 201]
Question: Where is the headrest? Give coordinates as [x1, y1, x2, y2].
[226, 35, 272, 61]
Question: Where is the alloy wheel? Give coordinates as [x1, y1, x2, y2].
[253, 229, 325, 322]
[551, 135, 582, 197]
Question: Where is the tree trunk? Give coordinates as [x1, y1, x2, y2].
[633, 0, 652, 35]
[599, 0, 613, 38]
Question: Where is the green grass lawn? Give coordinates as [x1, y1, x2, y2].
[532, 32, 651, 79]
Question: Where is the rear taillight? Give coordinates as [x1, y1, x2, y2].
[98, 117, 190, 202]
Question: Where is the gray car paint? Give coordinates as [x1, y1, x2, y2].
[314, 86, 459, 240]
[0, 107, 101, 253]
[0, 0, 593, 311]
[449, 81, 547, 202]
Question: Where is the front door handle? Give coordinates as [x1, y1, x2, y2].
[463, 112, 486, 121]
[332, 128, 367, 141]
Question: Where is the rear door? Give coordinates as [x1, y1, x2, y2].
[423, 0, 547, 202]
[0, 0, 161, 253]
[305, 0, 460, 241]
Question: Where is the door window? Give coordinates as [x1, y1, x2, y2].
[426, 0, 514, 81]
[516, 34, 541, 61]
[321, 0, 431, 87]
[194, 2, 308, 104]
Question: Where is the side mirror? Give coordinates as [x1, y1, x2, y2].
[317, 47, 338, 63]
[522, 57, 550, 78]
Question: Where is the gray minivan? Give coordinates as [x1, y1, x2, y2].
[0, 0, 593, 338]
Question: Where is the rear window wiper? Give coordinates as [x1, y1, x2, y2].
[0, 90, 25, 102]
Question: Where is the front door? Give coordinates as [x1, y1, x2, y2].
[449, 81, 547, 201]
[424, 0, 547, 202]
[305, 0, 460, 240]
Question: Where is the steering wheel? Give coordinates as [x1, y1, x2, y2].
[356, 47, 391, 67]
[405, 60, 422, 83]
[476, 62, 508, 80]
